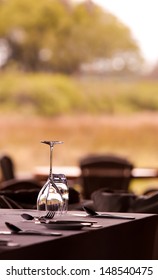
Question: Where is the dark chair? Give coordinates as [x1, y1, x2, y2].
[0, 154, 15, 181]
[0, 179, 41, 209]
[69, 187, 80, 204]
[0, 195, 22, 209]
[90, 187, 158, 214]
[91, 188, 136, 212]
[79, 153, 134, 199]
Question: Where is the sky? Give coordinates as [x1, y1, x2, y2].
[92, 0, 158, 67]
[1, 0, 158, 69]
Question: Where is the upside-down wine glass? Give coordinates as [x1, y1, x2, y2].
[37, 140, 64, 217]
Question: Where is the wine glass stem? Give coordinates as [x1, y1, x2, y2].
[49, 144, 53, 179]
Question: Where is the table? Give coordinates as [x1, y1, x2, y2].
[0, 209, 158, 260]
[132, 168, 158, 179]
[34, 166, 81, 181]
[34, 166, 158, 182]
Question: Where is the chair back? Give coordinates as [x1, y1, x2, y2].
[0, 155, 15, 181]
[79, 154, 134, 199]
[0, 179, 41, 209]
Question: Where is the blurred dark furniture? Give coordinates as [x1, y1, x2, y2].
[90, 187, 158, 214]
[0, 154, 40, 208]
[0, 195, 22, 209]
[91, 188, 136, 212]
[0, 179, 41, 209]
[0, 154, 15, 181]
[79, 153, 134, 199]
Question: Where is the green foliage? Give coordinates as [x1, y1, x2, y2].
[0, 71, 84, 115]
[0, 71, 158, 116]
[0, 0, 141, 73]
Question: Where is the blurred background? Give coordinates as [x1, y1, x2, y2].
[0, 0, 158, 194]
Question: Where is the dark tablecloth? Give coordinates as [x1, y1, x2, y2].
[0, 209, 158, 260]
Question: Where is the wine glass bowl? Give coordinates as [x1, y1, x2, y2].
[53, 173, 69, 214]
[37, 179, 63, 212]
[37, 140, 65, 217]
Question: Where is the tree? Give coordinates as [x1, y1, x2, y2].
[0, 0, 142, 73]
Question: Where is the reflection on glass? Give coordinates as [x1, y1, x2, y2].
[37, 140, 65, 217]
